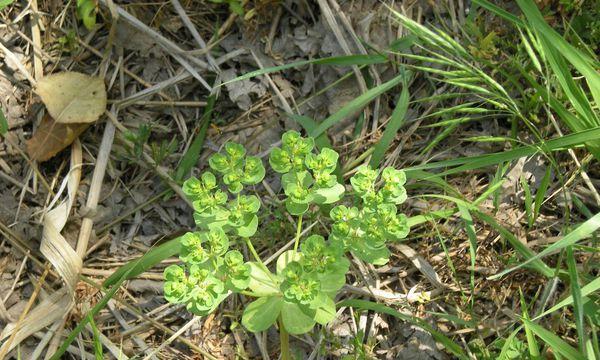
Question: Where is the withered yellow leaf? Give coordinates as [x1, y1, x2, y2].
[36, 71, 106, 124]
[26, 114, 90, 162]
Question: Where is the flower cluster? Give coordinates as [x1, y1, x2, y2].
[164, 143, 264, 314]
[163, 229, 250, 315]
[269, 131, 345, 215]
[329, 166, 410, 265]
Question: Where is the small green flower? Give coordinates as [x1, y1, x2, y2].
[186, 265, 225, 314]
[350, 165, 378, 196]
[269, 147, 293, 173]
[163, 265, 188, 303]
[180, 232, 209, 264]
[192, 188, 228, 214]
[228, 195, 260, 227]
[222, 250, 251, 290]
[300, 235, 340, 273]
[208, 142, 261, 193]
[312, 170, 337, 188]
[381, 167, 407, 204]
[182, 172, 218, 201]
[330, 205, 359, 222]
[280, 262, 319, 305]
[282, 171, 314, 204]
[269, 131, 314, 174]
[242, 156, 266, 185]
[305, 148, 338, 173]
[203, 228, 230, 257]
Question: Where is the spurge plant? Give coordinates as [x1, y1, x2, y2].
[164, 130, 410, 356]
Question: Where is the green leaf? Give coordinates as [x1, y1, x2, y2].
[370, 72, 410, 167]
[88, 314, 103, 360]
[566, 246, 587, 355]
[235, 214, 258, 237]
[175, 96, 214, 181]
[0, 107, 7, 135]
[222, 55, 388, 85]
[523, 319, 585, 360]
[311, 183, 345, 204]
[247, 262, 280, 296]
[242, 296, 283, 333]
[339, 299, 468, 359]
[489, 212, 600, 279]
[103, 237, 181, 288]
[288, 114, 332, 151]
[313, 294, 336, 325]
[0, 0, 15, 10]
[310, 73, 405, 138]
[281, 301, 316, 335]
[285, 200, 309, 215]
[537, 277, 600, 319]
[404, 127, 600, 177]
[76, 0, 97, 30]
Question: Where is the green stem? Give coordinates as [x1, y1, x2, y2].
[243, 237, 278, 282]
[293, 215, 303, 252]
[244, 237, 265, 267]
[279, 316, 291, 360]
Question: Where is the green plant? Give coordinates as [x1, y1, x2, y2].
[163, 130, 410, 356]
[0, 0, 14, 11]
[76, 0, 97, 30]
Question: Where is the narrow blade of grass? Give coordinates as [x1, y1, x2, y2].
[536, 276, 600, 319]
[523, 319, 586, 360]
[516, 0, 600, 109]
[405, 126, 600, 176]
[566, 246, 587, 355]
[88, 314, 104, 360]
[489, 212, 600, 279]
[520, 289, 541, 359]
[370, 73, 410, 167]
[52, 235, 187, 360]
[174, 95, 214, 182]
[338, 299, 468, 359]
[310, 73, 406, 138]
[222, 54, 388, 85]
[0, 108, 7, 135]
[103, 236, 181, 288]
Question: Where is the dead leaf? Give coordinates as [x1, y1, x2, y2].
[35, 71, 106, 124]
[26, 114, 89, 161]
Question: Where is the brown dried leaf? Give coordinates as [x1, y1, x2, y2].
[36, 71, 106, 124]
[26, 114, 89, 161]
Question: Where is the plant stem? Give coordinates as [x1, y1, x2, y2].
[243, 237, 278, 282]
[293, 215, 303, 252]
[244, 237, 265, 266]
[279, 316, 291, 360]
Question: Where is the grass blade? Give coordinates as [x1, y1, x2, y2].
[222, 54, 388, 85]
[523, 319, 585, 360]
[103, 236, 181, 288]
[338, 299, 468, 359]
[537, 276, 600, 319]
[489, 212, 600, 279]
[310, 73, 406, 138]
[0, 108, 7, 136]
[88, 314, 104, 360]
[370, 73, 410, 167]
[566, 246, 586, 355]
[405, 127, 600, 176]
[174, 95, 214, 182]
